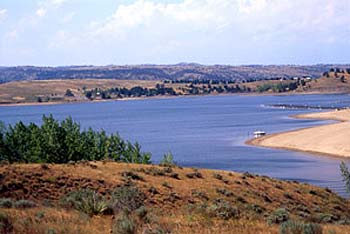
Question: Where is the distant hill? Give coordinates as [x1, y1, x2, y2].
[1, 64, 350, 83]
[296, 68, 350, 93]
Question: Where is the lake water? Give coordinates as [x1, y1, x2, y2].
[1, 94, 350, 196]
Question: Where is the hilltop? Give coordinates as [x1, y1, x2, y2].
[1, 162, 350, 233]
[1, 64, 350, 83]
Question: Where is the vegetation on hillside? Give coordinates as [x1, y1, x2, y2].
[0, 115, 151, 164]
[1, 162, 350, 233]
[1, 64, 350, 84]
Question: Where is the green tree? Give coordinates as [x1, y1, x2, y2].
[340, 161, 350, 194]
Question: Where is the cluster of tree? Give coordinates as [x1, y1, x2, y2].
[323, 68, 350, 83]
[0, 115, 151, 164]
[179, 84, 251, 95]
[1, 64, 341, 84]
[328, 68, 350, 74]
[164, 79, 237, 85]
[256, 82, 299, 93]
[84, 84, 176, 100]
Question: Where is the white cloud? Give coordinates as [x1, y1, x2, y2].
[90, 0, 350, 42]
[50, 0, 68, 7]
[3, 0, 350, 65]
[62, 12, 75, 23]
[36, 8, 47, 17]
[5, 30, 18, 39]
[0, 8, 7, 21]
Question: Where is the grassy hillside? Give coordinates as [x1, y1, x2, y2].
[0, 78, 301, 105]
[1, 64, 349, 83]
[296, 71, 350, 93]
[1, 162, 350, 233]
[0, 79, 159, 104]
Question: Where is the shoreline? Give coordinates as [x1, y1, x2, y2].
[247, 109, 350, 158]
[0, 90, 346, 107]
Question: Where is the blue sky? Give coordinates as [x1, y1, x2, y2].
[0, 0, 349, 66]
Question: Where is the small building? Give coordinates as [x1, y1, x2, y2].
[254, 131, 266, 138]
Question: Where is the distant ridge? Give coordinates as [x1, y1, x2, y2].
[0, 64, 349, 83]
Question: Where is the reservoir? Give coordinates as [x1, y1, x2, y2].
[1, 94, 350, 195]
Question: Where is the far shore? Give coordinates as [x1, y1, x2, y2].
[247, 109, 350, 158]
[0, 90, 346, 108]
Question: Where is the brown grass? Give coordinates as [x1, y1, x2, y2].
[1, 162, 350, 233]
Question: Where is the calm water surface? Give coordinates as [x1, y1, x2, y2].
[1, 94, 350, 195]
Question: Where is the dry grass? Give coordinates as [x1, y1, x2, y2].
[0, 79, 160, 104]
[1, 162, 350, 233]
[297, 72, 350, 93]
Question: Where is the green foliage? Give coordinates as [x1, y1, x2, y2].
[207, 200, 239, 220]
[280, 220, 322, 234]
[0, 212, 13, 234]
[0, 198, 13, 208]
[111, 186, 146, 213]
[65, 89, 74, 97]
[159, 152, 176, 167]
[267, 208, 289, 224]
[340, 161, 350, 194]
[121, 171, 144, 181]
[112, 212, 137, 234]
[60, 189, 107, 216]
[14, 199, 37, 209]
[257, 82, 298, 93]
[0, 115, 151, 164]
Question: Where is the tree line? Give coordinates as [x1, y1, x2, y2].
[84, 84, 176, 100]
[0, 115, 151, 164]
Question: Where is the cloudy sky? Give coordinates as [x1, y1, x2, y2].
[0, 0, 349, 66]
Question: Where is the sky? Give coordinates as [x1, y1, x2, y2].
[0, 0, 349, 66]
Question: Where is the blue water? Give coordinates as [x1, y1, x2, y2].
[1, 94, 350, 195]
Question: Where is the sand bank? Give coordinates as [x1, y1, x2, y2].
[248, 109, 350, 157]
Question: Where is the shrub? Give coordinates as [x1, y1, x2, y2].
[121, 171, 144, 181]
[280, 220, 322, 234]
[111, 186, 146, 213]
[60, 189, 107, 216]
[0, 212, 13, 234]
[169, 172, 180, 180]
[186, 171, 203, 179]
[162, 182, 172, 189]
[267, 208, 289, 224]
[148, 186, 159, 195]
[0, 115, 152, 164]
[112, 212, 136, 234]
[14, 199, 37, 209]
[216, 188, 233, 197]
[208, 200, 239, 220]
[40, 164, 50, 170]
[213, 173, 223, 180]
[159, 152, 176, 167]
[135, 206, 149, 223]
[0, 198, 13, 208]
[310, 213, 338, 223]
[191, 190, 209, 200]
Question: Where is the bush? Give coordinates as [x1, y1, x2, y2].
[112, 212, 136, 234]
[111, 186, 146, 213]
[0, 115, 152, 164]
[0, 198, 13, 208]
[14, 199, 37, 209]
[159, 152, 176, 167]
[267, 208, 289, 224]
[0, 212, 13, 234]
[280, 220, 322, 234]
[60, 189, 107, 216]
[216, 188, 233, 197]
[208, 200, 239, 220]
[186, 171, 203, 179]
[121, 171, 144, 181]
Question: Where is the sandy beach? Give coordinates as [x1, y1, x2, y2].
[248, 109, 350, 157]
